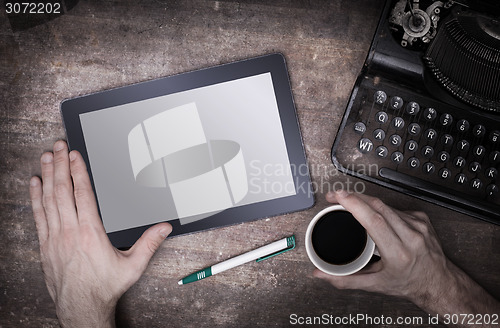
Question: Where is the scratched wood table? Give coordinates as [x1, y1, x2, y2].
[1, 1, 499, 327]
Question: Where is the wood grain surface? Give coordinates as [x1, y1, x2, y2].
[1, 1, 499, 327]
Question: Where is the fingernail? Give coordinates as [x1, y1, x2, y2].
[30, 177, 39, 187]
[54, 141, 65, 152]
[159, 227, 171, 239]
[335, 189, 349, 198]
[69, 151, 77, 161]
[326, 191, 335, 198]
[41, 153, 53, 163]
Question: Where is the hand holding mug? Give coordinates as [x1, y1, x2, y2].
[312, 190, 500, 323]
[313, 190, 456, 307]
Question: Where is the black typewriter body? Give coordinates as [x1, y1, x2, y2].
[332, 0, 500, 224]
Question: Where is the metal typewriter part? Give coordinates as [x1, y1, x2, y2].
[389, 0, 500, 112]
[389, 0, 454, 49]
[332, 0, 500, 225]
[424, 7, 500, 112]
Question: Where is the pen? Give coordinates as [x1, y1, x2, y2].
[178, 235, 295, 285]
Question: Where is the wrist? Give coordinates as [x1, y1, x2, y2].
[56, 295, 117, 328]
[410, 259, 499, 319]
[409, 258, 460, 313]
[57, 307, 116, 328]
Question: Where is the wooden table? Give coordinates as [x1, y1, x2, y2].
[1, 1, 499, 327]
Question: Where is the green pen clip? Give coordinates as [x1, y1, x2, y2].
[256, 235, 296, 262]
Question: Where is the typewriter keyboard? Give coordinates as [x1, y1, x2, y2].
[332, 77, 500, 223]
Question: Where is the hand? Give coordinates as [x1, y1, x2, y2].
[29, 140, 172, 328]
[314, 190, 446, 300]
[314, 190, 499, 327]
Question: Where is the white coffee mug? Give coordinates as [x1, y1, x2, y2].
[305, 205, 378, 276]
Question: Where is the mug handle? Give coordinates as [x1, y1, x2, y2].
[369, 246, 381, 264]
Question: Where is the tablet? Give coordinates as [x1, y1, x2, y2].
[61, 53, 313, 248]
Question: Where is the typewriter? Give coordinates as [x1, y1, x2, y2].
[332, 0, 500, 224]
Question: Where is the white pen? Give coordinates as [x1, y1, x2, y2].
[178, 235, 295, 285]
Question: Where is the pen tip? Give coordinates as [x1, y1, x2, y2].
[177, 280, 183, 285]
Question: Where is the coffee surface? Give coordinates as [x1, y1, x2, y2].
[312, 211, 367, 265]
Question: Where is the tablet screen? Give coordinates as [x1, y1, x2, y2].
[79, 72, 296, 233]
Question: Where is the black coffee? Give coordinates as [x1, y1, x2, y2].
[311, 210, 367, 265]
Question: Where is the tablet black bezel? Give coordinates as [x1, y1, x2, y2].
[61, 53, 314, 249]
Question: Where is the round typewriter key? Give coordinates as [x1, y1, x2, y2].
[358, 138, 373, 153]
[490, 151, 500, 164]
[490, 130, 499, 144]
[391, 117, 405, 130]
[455, 173, 467, 185]
[486, 167, 498, 179]
[407, 157, 420, 169]
[472, 124, 486, 137]
[439, 113, 453, 127]
[457, 140, 470, 152]
[424, 107, 437, 121]
[473, 145, 486, 158]
[354, 122, 366, 135]
[453, 156, 466, 168]
[390, 96, 403, 110]
[471, 178, 483, 190]
[408, 123, 421, 136]
[389, 134, 402, 147]
[486, 184, 499, 199]
[423, 162, 436, 174]
[376, 146, 388, 158]
[440, 134, 454, 147]
[469, 161, 481, 173]
[375, 111, 388, 124]
[439, 167, 451, 179]
[421, 145, 434, 158]
[374, 90, 387, 104]
[456, 119, 469, 132]
[438, 151, 450, 163]
[406, 102, 420, 115]
[425, 128, 437, 141]
[405, 140, 418, 152]
[391, 151, 404, 164]
[373, 129, 385, 141]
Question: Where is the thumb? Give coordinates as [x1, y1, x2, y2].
[128, 222, 173, 270]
